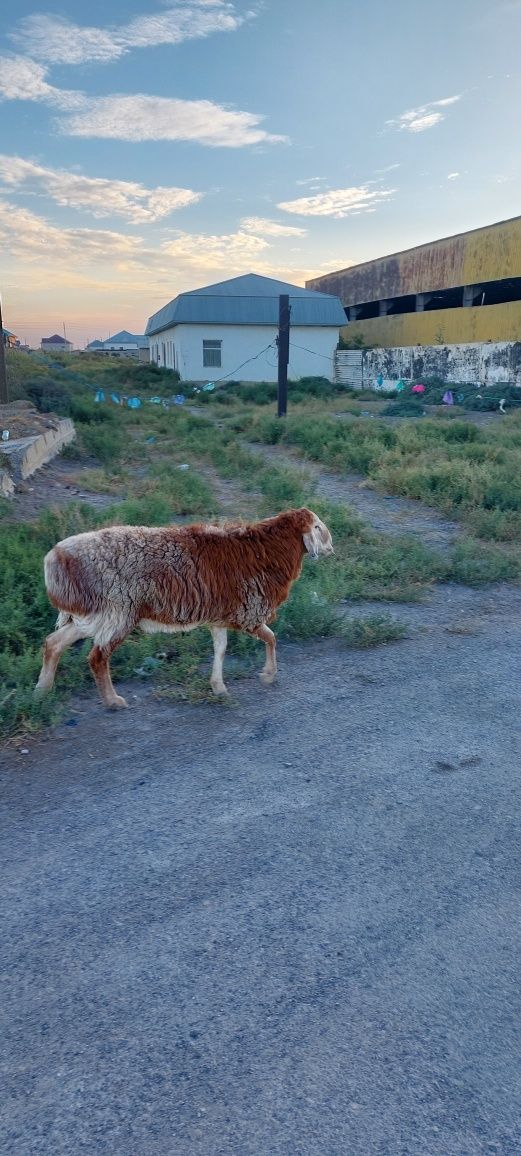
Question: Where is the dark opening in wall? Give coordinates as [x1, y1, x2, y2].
[480, 277, 521, 306]
[347, 300, 379, 321]
[386, 294, 417, 316]
[424, 286, 464, 310]
[345, 276, 521, 321]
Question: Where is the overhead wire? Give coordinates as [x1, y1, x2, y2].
[204, 340, 279, 385]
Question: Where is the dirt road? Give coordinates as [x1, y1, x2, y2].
[2, 587, 521, 1154]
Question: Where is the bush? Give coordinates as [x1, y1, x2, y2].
[77, 422, 126, 464]
[69, 397, 119, 425]
[25, 377, 73, 414]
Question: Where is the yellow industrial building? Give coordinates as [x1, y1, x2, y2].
[307, 216, 521, 348]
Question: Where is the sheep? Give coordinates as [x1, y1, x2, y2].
[35, 507, 334, 710]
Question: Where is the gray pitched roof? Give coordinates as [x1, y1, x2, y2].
[87, 332, 148, 349]
[105, 330, 148, 345]
[146, 273, 346, 336]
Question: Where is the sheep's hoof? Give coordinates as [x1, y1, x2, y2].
[260, 670, 277, 686]
[107, 695, 129, 710]
[211, 681, 229, 697]
[34, 684, 51, 700]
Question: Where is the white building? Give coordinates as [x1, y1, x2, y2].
[145, 274, 346, 383]
[41, 333, 73, 353]
[85, 331, 149, 361]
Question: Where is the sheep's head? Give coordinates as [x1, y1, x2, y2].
[302, 509, 334, 560]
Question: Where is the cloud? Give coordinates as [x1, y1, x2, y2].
[240, 216, 306, 237]
[277, 185, 394, 219]
[1, 199, 329, 347]
[0, 55, 285, 148]
[11, 2, 247, 65]
[0, 54, 83, 108]
[60, 94, 286, 147]
[163, 230, 269, 269]
[388, 95, 461, 133]
[295, 176, 328, 186]
[2, 197, 336, 346]
[0, 199, 271, 281]
[447, 172, 460, 180]
[0, 155, 202, 223]
[0, 199, 147, 265]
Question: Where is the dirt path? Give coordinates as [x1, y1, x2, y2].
[243, 439, 461, 552]
[3, 411, 521, 1153]
[2, 619, 521, 1156]
[196, 462, 260, 519]
[4, 456, 117, 520]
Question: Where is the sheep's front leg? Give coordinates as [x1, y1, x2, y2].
[251, 624, 277, 685]
[88, 639, 128, 709]
[210, 626, 228, 695]
[35, 621, 86, 697]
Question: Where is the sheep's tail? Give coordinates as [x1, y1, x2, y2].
[43, 545, 89, 617]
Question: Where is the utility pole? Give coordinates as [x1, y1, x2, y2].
[0, 295, 8, 405]
[277, 294, 290, 417]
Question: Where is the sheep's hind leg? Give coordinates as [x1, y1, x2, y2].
[252, 624, 277, 685]
[88, 639, 128, 710]
[210, 626, 228, 695]
[35, 621, 86, 697]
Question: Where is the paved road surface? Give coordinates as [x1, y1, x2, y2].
[1, 602, 521, 1154]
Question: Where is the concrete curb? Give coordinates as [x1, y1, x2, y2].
[0, 419, 75, 496]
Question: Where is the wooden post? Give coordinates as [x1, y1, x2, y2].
[0, 296, 8, 405]
[277, 294, 290, 417]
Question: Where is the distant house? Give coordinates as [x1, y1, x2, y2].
[41, 334, 73, 353]
[85, 331, 149, 362]
[2, 328, 19, 349]
[145, 273, 346, 383]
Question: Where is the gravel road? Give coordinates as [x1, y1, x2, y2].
[2, 592, 521, 1155]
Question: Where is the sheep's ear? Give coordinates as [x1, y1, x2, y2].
[303, 524, 321, 558]
[295, 506, 312, 530]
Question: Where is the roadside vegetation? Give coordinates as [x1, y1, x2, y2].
[237, 407, 521, 544]
[3, 353, 521, 738]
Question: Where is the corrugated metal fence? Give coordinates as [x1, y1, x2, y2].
[334, 350, 364, 388]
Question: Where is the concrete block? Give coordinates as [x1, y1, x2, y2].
[0, 418, 75, 486]
[0, 469, 15, 498]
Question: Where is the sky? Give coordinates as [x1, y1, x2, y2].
[1, 0, 520, 347]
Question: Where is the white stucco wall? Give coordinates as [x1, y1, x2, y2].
[149, 324, 340, 382]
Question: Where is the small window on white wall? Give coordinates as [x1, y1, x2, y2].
[203, 339, 222, 368]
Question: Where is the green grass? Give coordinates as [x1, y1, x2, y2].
[0, 412, 419, 738]
[4, 365, 521, 738]
[239, 408, 521, 546]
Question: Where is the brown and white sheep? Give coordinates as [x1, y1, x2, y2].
[35, 507, 334, 709]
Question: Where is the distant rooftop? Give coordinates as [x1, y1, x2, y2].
[87, 331, 148, 348]
[105, 330, 148, 345]
[42, 334, 70, 344]
[146, 273, 346, 336]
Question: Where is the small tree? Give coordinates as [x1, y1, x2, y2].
[338, 332, 368, 350]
